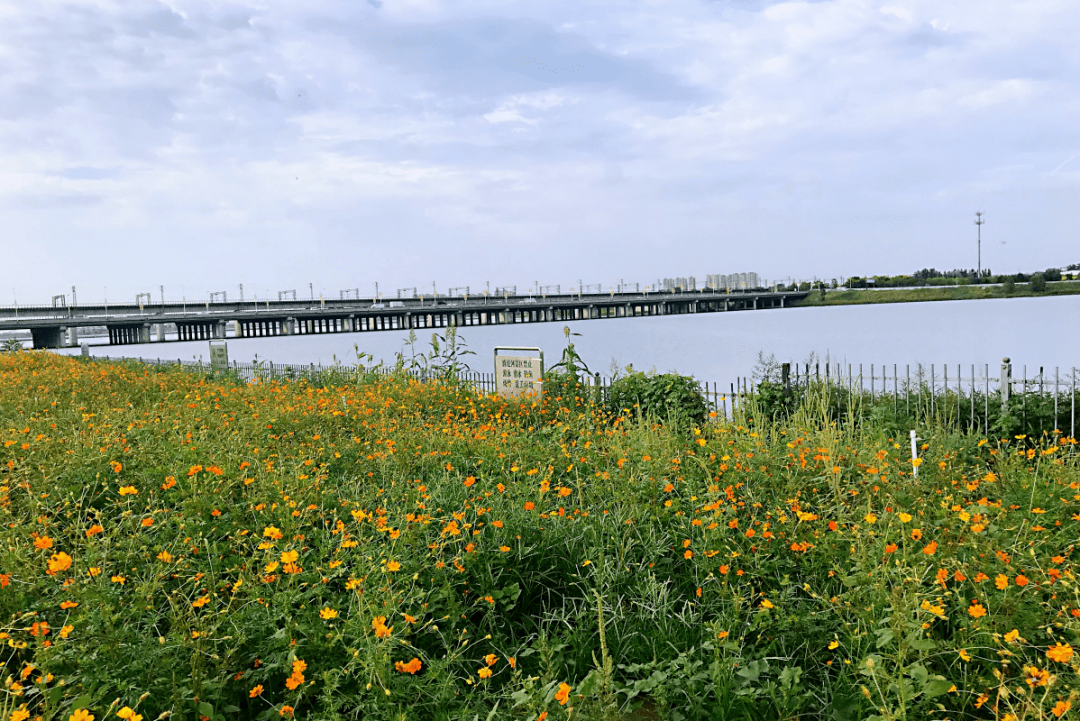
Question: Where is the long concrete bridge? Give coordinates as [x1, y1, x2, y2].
[0, 289, 809, 348]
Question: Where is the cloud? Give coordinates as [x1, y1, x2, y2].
[0, 0, 1077, 301]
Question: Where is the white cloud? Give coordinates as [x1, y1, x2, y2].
[0, 0, 1077, 301]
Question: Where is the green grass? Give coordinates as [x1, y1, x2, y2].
[0, 351, 1078, 721]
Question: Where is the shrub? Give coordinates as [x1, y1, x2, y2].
[606, 372, 708, 425]
[1003, 276, 1016, 293]
[1030, 272, 1047, 293]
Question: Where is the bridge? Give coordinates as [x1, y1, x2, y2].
[0, 289, 809, 348]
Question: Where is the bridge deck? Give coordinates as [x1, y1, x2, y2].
[0, 290, 809, 348]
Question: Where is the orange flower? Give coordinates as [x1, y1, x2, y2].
[477, 667, 493, 679]
[395, 657, 422, 674]
[922, 541, 938, 555]
[523, 502, 535, 511]
[47, 552, 73, 576]
[34, 536, 53, 550]
[968, 601, 987, 618]
[386, 560, 401, 572]
[1014, 574, 1029, 587]
[372, 616, 393, 638]
[278, 706, 293, 718]
[996, 574, 1009, 590]
[1024, 666, 1049, 687]
[263, 526, 283, 540]
[60, 601, 78, 610]
[191, 596, 209, 608]
[1047, 642, 1073, 663]
[86, 525, 103, 537]
[1051, 700, 1072, 718]
[249, 685, 264, 697]
[884, 543, 898, 554]
[554, 682, 572, 705]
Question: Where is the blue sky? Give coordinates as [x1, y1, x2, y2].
[2, 0, 1077, 304]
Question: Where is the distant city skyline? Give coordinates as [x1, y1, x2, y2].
[2, 0, 1078, 304]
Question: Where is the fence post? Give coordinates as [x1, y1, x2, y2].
[1000, 357, 1012, 408]
[594, 372, 602, 404]
[782, 363, 790, 391]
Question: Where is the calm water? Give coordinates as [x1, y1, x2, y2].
[59, 295, 1080, 384]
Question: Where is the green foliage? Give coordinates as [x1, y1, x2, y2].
[605, 372, 708, 425]
[2, 352, 1079, 721]
[1030, 272, 1047, 293]
[1, 337, 22, 353]
[1003, 276, 1016, 293]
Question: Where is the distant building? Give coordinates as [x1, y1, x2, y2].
[661, 276, 696, 291]
[705, 272, 761, 291]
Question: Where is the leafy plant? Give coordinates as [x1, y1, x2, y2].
[606, 371, 708, 425]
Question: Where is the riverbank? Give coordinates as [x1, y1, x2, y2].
[796, 279, 1080, 306]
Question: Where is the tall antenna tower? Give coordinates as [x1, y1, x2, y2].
[974, 211, 985, 279]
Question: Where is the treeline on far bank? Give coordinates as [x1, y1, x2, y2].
[776, 262, 1079, 292]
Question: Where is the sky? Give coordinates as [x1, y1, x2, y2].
[1, 0, 1078, 305]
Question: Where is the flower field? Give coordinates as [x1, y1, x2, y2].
[1, 351, 1078, 721]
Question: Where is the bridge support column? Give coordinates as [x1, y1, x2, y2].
[282, 318, 294, 335]
[214, 321, 226, 339]
[780, 296, 785, 308]
[140, 324, 151, 344]
[753, 298, 758, 310]
[31, 327, 62, 349]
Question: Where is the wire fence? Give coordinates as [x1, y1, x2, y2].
[83, 354, 1079, 438]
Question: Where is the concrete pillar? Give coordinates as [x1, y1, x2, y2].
[753, 298, 758, 310]
[780, 296, 785, 308]
[67, 326, 80, 347]
[58, 326, 69, 347]
[140, 324, 151, 344]
[214, 321, 226, 339]
[283, 318, 295, 335]
[154, 324, 165, 341]
[346, 315, 354, 332]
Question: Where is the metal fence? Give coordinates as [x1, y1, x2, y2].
[81, 354, 1078, 437]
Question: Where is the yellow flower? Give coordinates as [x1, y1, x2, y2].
[118, 485, 138, 496]
[958, 649, 971, 661]
[828, 640, 839, 650]
[279, 550, 298, 564]
[864, 513, 877, 524]
[477, 667, 493, 679]
[897, 513, 912, 523]
[1004, 629, 1021, 644]
[70, 710, 95, 721]
[319, 607, 338, 620]
[386, 560, 401, 572]
[760, 599, 774, 609]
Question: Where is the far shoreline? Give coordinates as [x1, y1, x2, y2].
[794, 280, 1080, 307]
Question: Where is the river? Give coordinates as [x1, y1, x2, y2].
[58, 295, 1080, 385]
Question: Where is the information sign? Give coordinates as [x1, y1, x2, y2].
[209, 341, 229, 373]
[494, 347, 543, 397]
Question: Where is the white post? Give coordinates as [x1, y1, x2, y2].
[910, 430, 920, 477]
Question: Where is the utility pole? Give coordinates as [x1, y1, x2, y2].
[239, 284, 244, 302]
[975, 211, 985, 280]
[310, 283, 314, 301]
[71, 286, 77, 307]
[160, 285, 164, 305]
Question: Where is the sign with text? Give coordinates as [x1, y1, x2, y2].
[209, 341, 229, 373]
[494, 347, 543, 397]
